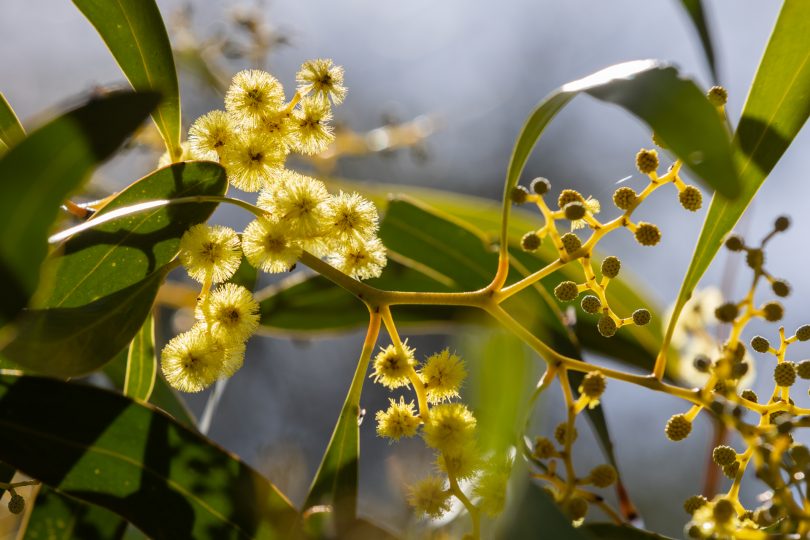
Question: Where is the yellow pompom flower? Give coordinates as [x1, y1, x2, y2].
[375, 397, 420, 441]
[225, 69, 285, 126]
[259, 110, 298, 152]
[158, 141, 191, 167]
[178, 224, 242, 284]
[436, 443, 481, 480]
[264, 171, 332, 239]
[220, 342, 246, 378]
[420, 349, 467, 404]
[371, 342, 417, 389]
[422, 403, 477, 453]
[222, 132, 285, 192]
[188, 110, 233, 161]
[241, 217, 302, 273]
[196, 283, 260, 346]
[474, 464, 511, 517]
[292, 96, 334, 155]
[329, 237, 387, 280]
[296, 58, 347, 104]
[160, 326, 227, 392]
[407, 476, 451, 518]
[324, 191, 379, 246]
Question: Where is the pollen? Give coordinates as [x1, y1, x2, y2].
[420, 349, 467, 403]
[225, 69, 285, 126]
[195, 283, 260, 346]
[375, 397, 420, 441]
[241, 217, 302, 274]
[296, 58, 347, 104]
[292, 95, 334, 155]
[329, 236, 387, 280]
[160, 326, 227, 392]
[371, 342, 417, 389]
[179, 224, 243, 284]
[188, 110, 234, 161]
[222, 131, 285, 192]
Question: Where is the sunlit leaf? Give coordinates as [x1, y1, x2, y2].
[0, 375, 299, 539]
[663, 0, 810, 374]
[72, 0, 182, 158]
[0, 91, 25, 153]
[124, 313, 156, 401]
[24, 487, 128, 540]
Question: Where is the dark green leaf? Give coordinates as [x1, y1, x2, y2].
[664, 0, 810, 370]
[125, 313, 156, 401]
[3, 162, 227, 377]
[0, 91, 25, 153]
[0, 461, 14, 500]
[498, 481, 590, 539]
[24, 487, 128, 540]
[0, 91, 158, 327]
[0, 375, 299, 540]
[72, 0, 182, 158]
[677, 0, 719, 82]
[584, 523, 676, 539]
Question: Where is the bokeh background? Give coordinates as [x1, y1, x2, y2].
[2, 1, 809, 537]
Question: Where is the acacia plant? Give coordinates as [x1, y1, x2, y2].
[0, 1, 809, 539]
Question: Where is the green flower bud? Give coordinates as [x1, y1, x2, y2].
[746, 248, 764, 270]
[762, 302, 784, 322]
[635, 148, 659, 174]
[683, 495, 708, 514]
[797, 325, 810, 341]
[632, 308, 651, 326]
[510, 186, 529, 204]
[533, 436, 556, 459]
[713, 499, 735, 523]
[580, 295, 601, 314]
[588, 464, 617, 488]
[740, 389, 758, 403]
[601, 256, 621, 279]
[774, 215, 790, 232]
[560, 232, 582, 254]
[612, 187, 637, 210]
[581, 371, 606, 399]
[774, 362, 797, 387]
[521, 232, 542, 252]
[665, 414, 692, 441]
[772, 279, 790, 297]
[725, 235, 744, 251]
[707, 86, 728, 107]
[597, 314, 617, 338]
[554, 423, 577, 445]
[565, 496, 588, 521]
[634, 222, 661, 246]
[557, 189, 585, 209]
[712, 445, 737, 467]
[797, 360, 810, 379]
[563, 201, 586, 221]
[750, 336, 770, 353]
[7, 493, 24, 515]
[714, 302, 739, 323]
[530, 177, 551, 195]
[679, 186, 702, 212]
[554, 281, 579, 302]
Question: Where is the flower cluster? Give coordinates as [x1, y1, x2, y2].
[160, 61, 388, 392]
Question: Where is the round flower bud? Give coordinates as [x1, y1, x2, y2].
[533, 436, 556, 460]
[632, 309, 651, 326]
[581, 295, 602, 314]
[634, 222, 661, 246]
[797, 325, 810, 341]
[7, 494, 24, 515]
[554, 423, 577, 445]
[510, 186, 529, 204]
[774, 215, 790, 232]
[560, 233, 582, 254]
[684, 495, 708, 514]
[707, 86, 728, 106]
[635, 148, 659, 174]
[713, 499, 735, 523]
[563, 201, 586, 221]
[724, 235, 744, 251]
[601, 256, 621, 279]
[597, 315, 617, 338]
[679, 186, 703, 211]
[771, 279, 790, 297]
[565, 496, 589, 521]
[722, 461, 740, 479]
[652, 132, 667, 149]
[588, 464, 617, 488]
[665, 414, 692, 441]
[750, 336, 770, 353]
[714, 302, 739, 323]
[612, 187, 637, 210]
[774, 362, 797, 387]
[746, 248, 764, 270]
[797, 361, 810, 380]
[687, 525, 701, 539]
[693, 355, 711, 373]
[740, 389, 758, 403]
[732, 362, 749, 379]
[790, 445, 810, 468]
[530, 177, 551, 195]
[581, 371, 606, 398]
[521, 232, 542, 252]
[554, 281, 579, 302]
[762, 302, 784, 322]
[712, 445, 737, 467]
[558, 189, 585, 209]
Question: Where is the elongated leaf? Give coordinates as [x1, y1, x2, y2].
[3, 162, 227, 377]
[0, 92, 25, 153]
[124, 313, 156, 401]
[498, 481, 590, 539]
[0, 91, 158, 327]
[73, 0, 182, 158]
[24, 487, 128, 540]
[584, 523, 676, 540]
[663, 1, 810, 373]
[677, 0, 718, 82]
[0, 375, 299, 540]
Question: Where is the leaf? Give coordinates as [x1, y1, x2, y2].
[72, 0, 182, 158]
[662, 0, 810, 374]
[24, 487, 128, 540]
[0, 91, 25, 153]
[124, 313, 156, 401]
[583, 523, 676, 540]
[0, 461, 14, 500]
[0, 91, 158, 327]
[0, 375, 299, 540]
[498, 481, 590, 539]
[2, 162, 228, 377]
[677, 0, 719, 82]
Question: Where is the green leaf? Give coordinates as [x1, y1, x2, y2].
[0, 91, 158, 327]
[583, 523, 676, 539]
[2, 162, 227, 377]
[502, 61, 739, 260]
[24, 487, 128, 540]
[663, 0, 810, 372]
[498, 481, 590, 539]
[73, 0, 182, 158]
[124, 313, 156, 401]
[677, 0, 719, 82]
[0, 375, 299, 540]
[0, 91, 25, 153]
